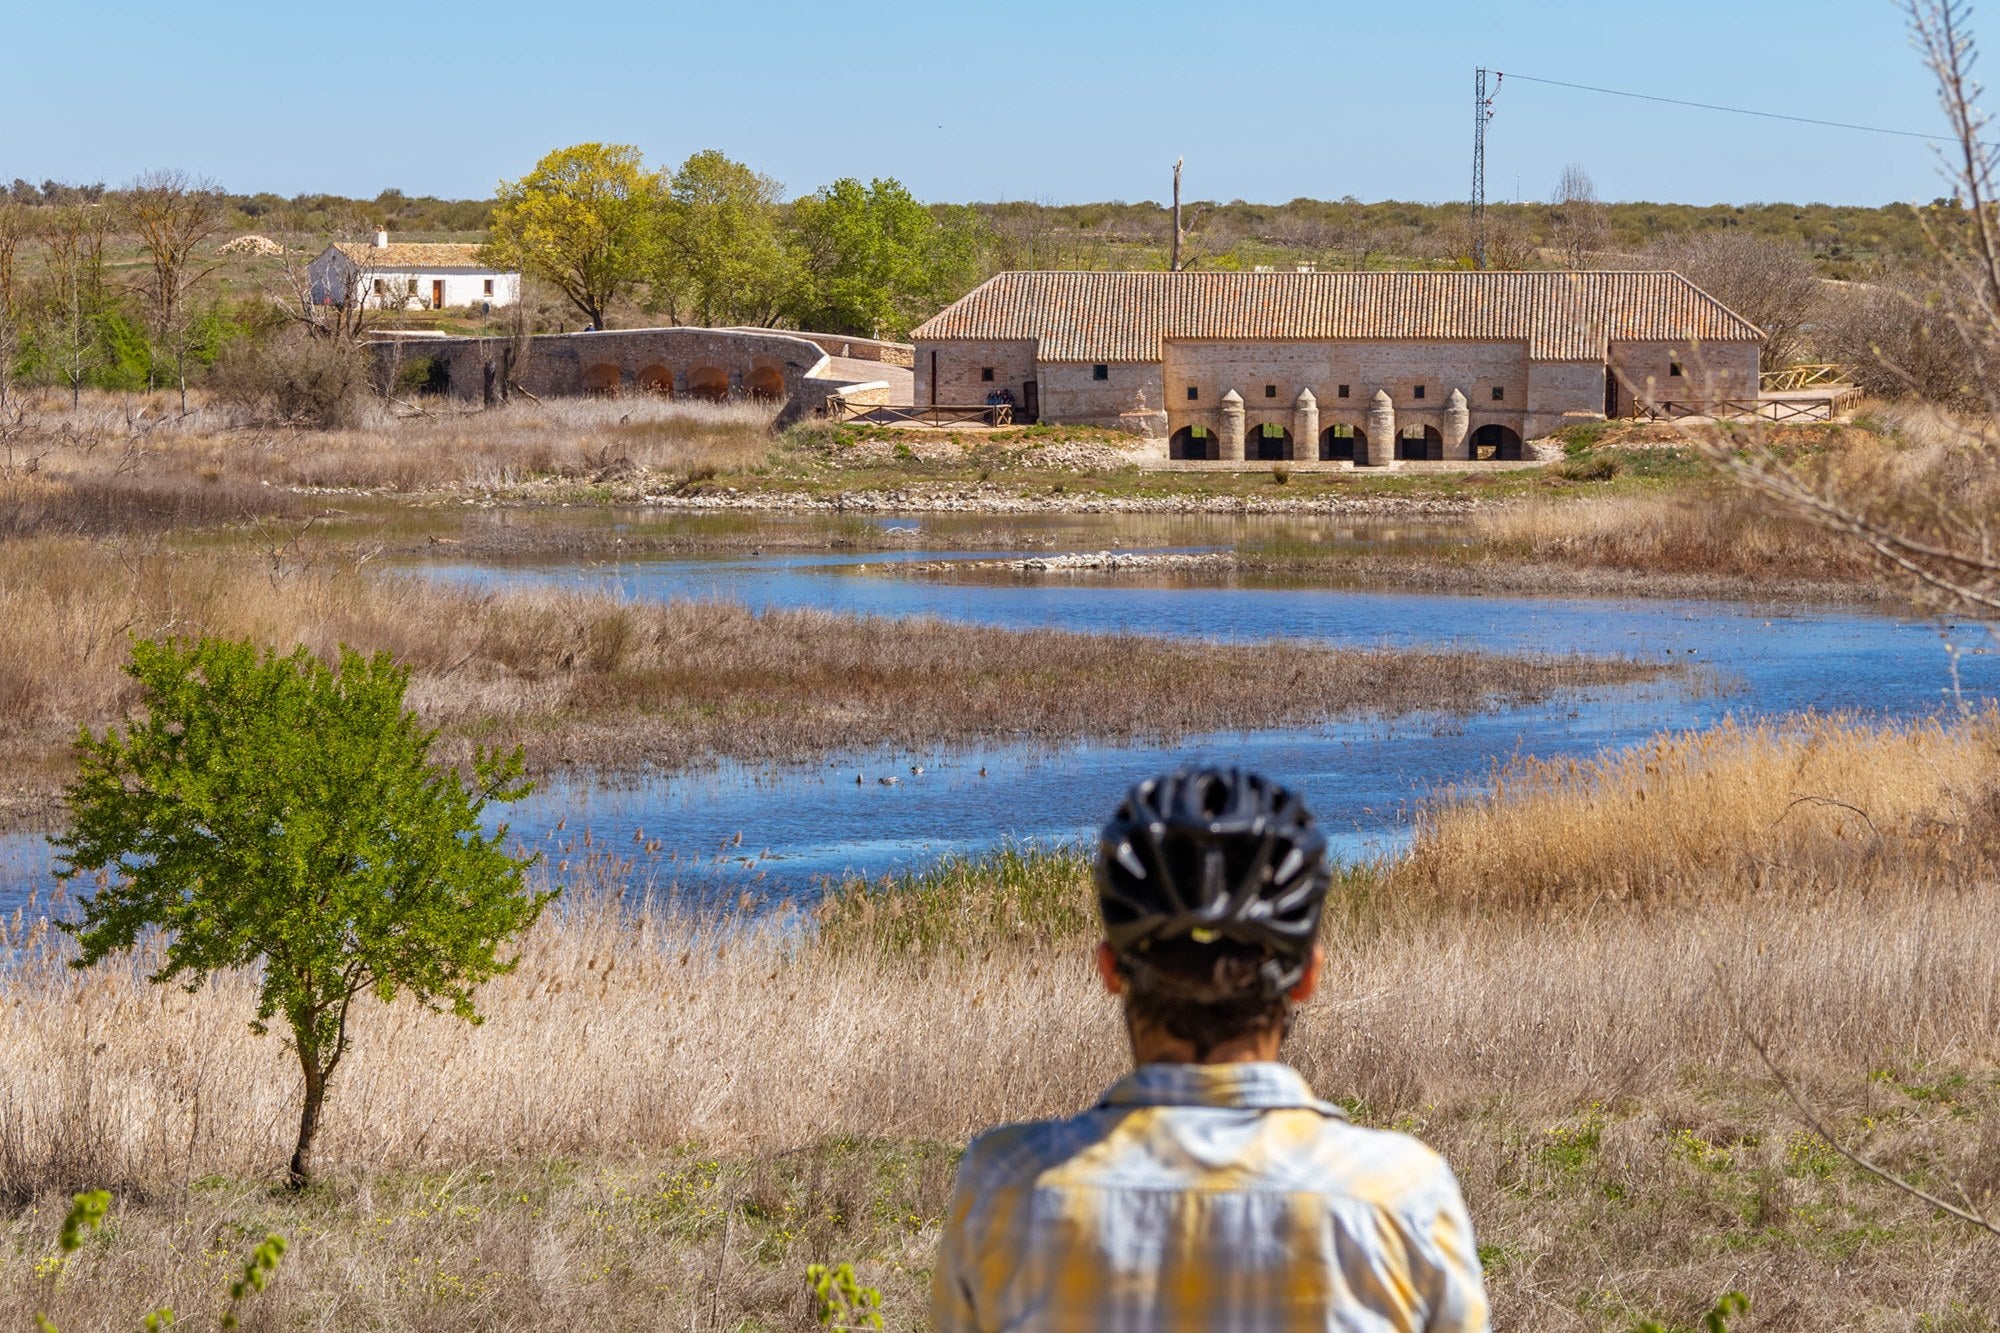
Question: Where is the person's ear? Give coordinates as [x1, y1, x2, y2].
[1288, 943, 1325, 1004]
[1095, 941, 1124, 996]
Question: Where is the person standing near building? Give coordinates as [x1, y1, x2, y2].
[933, 767, 1489, 1332]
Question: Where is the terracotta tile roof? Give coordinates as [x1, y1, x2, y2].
[912, 270, 1764, 363]
[330, 242, 506, 272]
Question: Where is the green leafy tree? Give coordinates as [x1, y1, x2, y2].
[485, 143, 665, 330]
[55, 637, 554, 1188]
[657, 149, 796, 327]
[786, 177, 980, 339]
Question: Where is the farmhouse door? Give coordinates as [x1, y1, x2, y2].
[432, 279, 446, 309]
[1604, 368, 1619, 418]
[1022, 380, 1039, 424]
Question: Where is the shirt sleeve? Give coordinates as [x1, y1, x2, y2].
[1405, 1166, 1491, 1333]
[930, 1157, 983, 1333]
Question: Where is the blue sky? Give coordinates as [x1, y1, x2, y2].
[0, 0, 1962, 206]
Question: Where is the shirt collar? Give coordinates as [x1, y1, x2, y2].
[1096, 1062, 1349, 1118]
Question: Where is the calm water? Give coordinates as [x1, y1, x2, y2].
[6, 515, 1994, 912]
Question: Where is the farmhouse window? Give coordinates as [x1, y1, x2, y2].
[1414, 385, 1426, 400]
[1669, 360, 1684, 377]
[1264, 385, 1277, 398]
[1092, 364, 1109, 381]
[1187, 386, 1199, 401]
[1491, 386, 1505, 401]
[372, 278, 386, 295]
[484, 279, 495, 297]
[981, 367, 995, 382]
[1337, 384, 1349, 398]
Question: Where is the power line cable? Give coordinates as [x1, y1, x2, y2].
[1496, 70, 1993, 147]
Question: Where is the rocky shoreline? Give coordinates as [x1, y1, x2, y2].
[636, 484, 1489, 517]
[894, 550, 1241, 576]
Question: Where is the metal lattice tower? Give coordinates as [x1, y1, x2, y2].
[1472, 68, 1489, 270]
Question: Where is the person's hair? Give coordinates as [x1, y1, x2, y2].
[1116, 937, 1293, 1060]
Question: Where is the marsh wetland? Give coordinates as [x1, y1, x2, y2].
[5, 400, 1999, 1329]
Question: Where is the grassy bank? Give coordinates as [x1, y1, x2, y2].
[0, 534, 1663, 830]
[3, 712, 1996, 1328]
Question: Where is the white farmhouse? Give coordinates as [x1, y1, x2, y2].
[308, 230, 521, 311]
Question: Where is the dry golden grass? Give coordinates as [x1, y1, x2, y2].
[1395, 710, 2000, 911]
[0, 535, 1660, 829]
[4, 716, 1997, 1329]
[0, 390, 777, 507]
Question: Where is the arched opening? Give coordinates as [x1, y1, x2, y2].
[1253, 421, 1290, 462]
[1169, 425, 1215, 460]
[745, 365, 785, 402]
[688, 366, 730, 403]
[636, 365, 675, 396]
[1320, 423, 1360, 461]
[581, 363, 621, 396]
[1397, 425, 1443, 461]
[1473, 423, 1523, 461]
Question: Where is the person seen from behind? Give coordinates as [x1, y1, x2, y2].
[933, 766, 1490, 1331]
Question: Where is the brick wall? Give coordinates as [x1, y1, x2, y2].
[1038, 361, 1169, 425]
[1161, 340, 1533, 444]
[1608, 340, 1760, 414]
[1524, 361, 1608, 438]
[369, 327, 836, 426]
[914, 339, 1037, 408]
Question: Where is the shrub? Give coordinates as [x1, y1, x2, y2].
[210, 329, 376, 428]
[1555, 453, 1621, 482]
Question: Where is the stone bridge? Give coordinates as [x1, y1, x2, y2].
[370, 326, 901, 427]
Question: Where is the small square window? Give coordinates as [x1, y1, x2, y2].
[483, 278, 495, 297]
[372, 278, 386, 295]
[1187, 386, 1199, 401]
[1337, 384, 1350, 399]
[1491, 386, 1505, 402]
[1092, 364, 1109, 381]
[1264, 384, 1277, 398]
[1414, 385, 1426, 400]
[1669, 360, 1684, 377]
[981, 367, 995, 382]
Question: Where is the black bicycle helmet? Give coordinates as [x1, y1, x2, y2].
[1096, 767, 1332, 998]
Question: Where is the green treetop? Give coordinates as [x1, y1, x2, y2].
[486, 142, 665, 329]
[658, 149, 797, 328]
[786, 177, 979, 340]
[55, 636, 553, 1187]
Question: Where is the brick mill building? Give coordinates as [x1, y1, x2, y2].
[912, 270, 1764, 464]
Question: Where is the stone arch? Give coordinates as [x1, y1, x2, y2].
[1397, 424, 1443, 461]
[1320, 423, 1361, 461]
[1252, 421, 1291, 462]
[1472, 423, 1523, 461]
[1169, 425, 1215, 460]
[745, 365, 785, 401]
[581, 363, 622, 396]
[636, 364, 675, 396]
[688, 366, 730, 403]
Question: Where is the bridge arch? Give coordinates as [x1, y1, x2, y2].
[688, 366, 730, 402]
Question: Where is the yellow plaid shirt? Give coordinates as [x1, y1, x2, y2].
[933, 1063, 1489, 1332]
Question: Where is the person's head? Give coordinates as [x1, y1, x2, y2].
[1093, 767, 1332, 1064]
